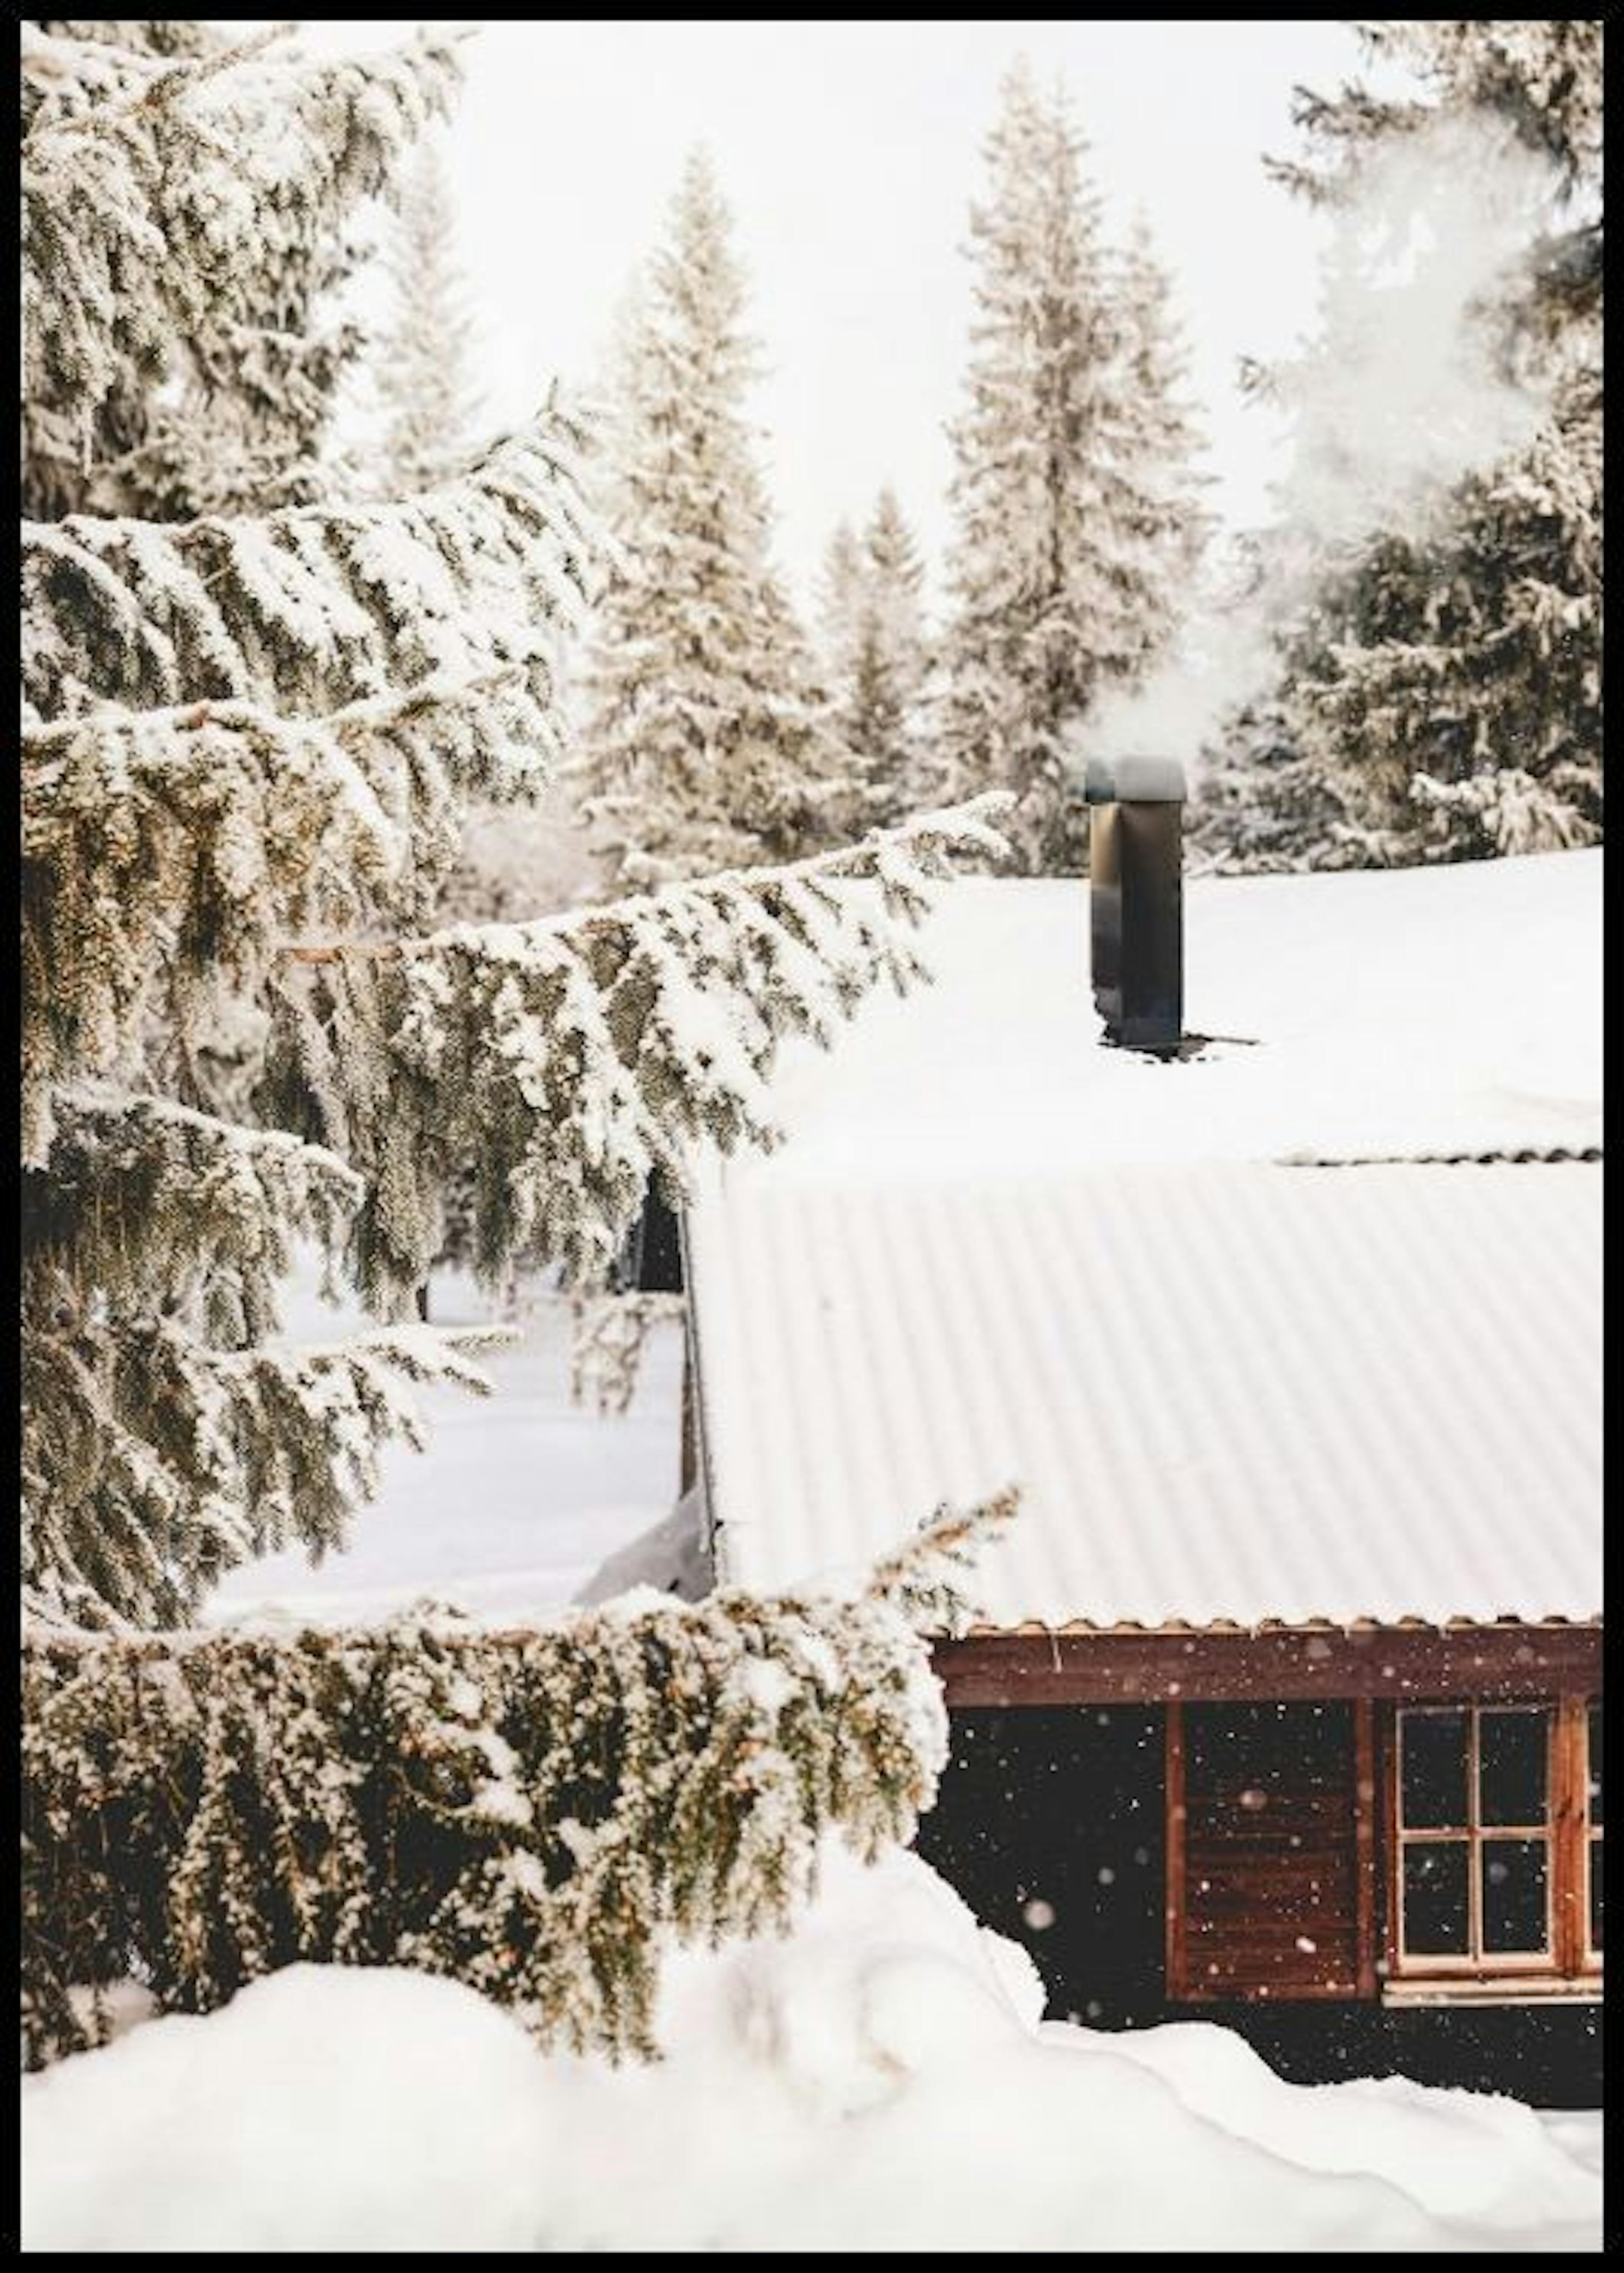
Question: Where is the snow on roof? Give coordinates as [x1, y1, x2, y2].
[686, 850, 1602, 1630]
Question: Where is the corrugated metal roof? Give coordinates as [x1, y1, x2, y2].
[692, 1161, 1602, 1628]
[686, 853, 1602, 1630]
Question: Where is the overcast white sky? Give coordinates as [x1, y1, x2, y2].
[307, 19, 1366, 610]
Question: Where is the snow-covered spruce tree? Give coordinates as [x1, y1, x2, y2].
[24, 22, 1017, 2055]
[21, 19, 424, 522]
[938, 62, 1210, 874]
[817, 519, 867, 714]
[576, 149, 861, 892]
[21, 25, 600, 1630]
[372, 134, 483, 497]
[1186, 699, 1360, 876]
[820, 491, 934, 829]
[1108, 214, 1212, 657]
[1265, 19, 1603, 863]
[25, 232, 1006, 1629]
[22, 1492, 1018, 2070]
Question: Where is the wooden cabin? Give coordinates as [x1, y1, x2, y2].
[679, 841, 1603, 2102]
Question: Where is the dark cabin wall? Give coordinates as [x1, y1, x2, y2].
[1195, 1998, 1603, 2106]
[916, 1704, 1602, 2106]
[914, 1705, 1166, 2028]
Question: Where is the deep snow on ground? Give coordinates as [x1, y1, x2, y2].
[206, 1267, 683, 1626]
[20, 1847, 1602, 2254]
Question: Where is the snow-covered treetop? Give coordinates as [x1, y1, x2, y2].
[939, 59, 1210, 871]
[577, 146, 860, 888]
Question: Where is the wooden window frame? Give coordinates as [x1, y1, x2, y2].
[1383, 1696, 1600, 1995]
[1581, 1699, 1603, 1975]
[1391, 1703, 1555, 1976]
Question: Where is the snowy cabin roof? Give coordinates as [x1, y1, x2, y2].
[685, 849, 1602, 1632]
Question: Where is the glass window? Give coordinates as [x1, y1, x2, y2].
[1481, 1839, 1548, 1954]
[1478, 1710, 1547, 1827]
[1400, 1710, 1468, 1828]
[1587, 1704, 1602, 1828]
[1402, 1842, 1470, 1956]
[1394, 1705, 1562, 1973]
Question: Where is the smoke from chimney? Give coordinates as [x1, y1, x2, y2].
[1079, 113, 1568, 786]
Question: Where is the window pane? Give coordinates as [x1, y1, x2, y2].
[1478, 1709, 1549, 1827]
[1401, 1711, 1468, 1828]
[1589, 1842, 1603, 1954]
[1588, 1705, 1603, 1828]
[1482, 1838, 1548, 1954]
[1402, 1841, 1469, 1955]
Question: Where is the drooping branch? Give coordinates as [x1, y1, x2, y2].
[22, 412, 599, 727]
[22, 1491, 1015, 2067]
[22, 671, 556, 1163]
[262, 797, 1012, 1306]
[23, 1314, 506, 1635]
[23, 1092, 360, 1326]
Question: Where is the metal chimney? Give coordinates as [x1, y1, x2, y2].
[1084, 755, 1185, 1055]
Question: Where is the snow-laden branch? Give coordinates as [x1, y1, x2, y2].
[22, 27, 464, 443]
[25, 1092, 361, 1317]
[22, 413, 599, 728]
[23, 1490, 1016, 2068]
[23, 1313, 506, 1636]
[22, 671, 554, 1164]
[264, 795, 1013, 1305]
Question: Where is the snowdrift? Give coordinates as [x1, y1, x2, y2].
[21, 1847, 1601, 2253]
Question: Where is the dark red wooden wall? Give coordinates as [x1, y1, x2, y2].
[1169, 1701, 1371, 2001]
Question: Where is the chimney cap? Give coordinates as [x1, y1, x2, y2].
[1082, 754, 1186, 805]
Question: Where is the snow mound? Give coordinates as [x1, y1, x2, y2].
[21, 1850, 1602, 2254]
[1109, 2019, 1596, 2225]
[20, 1967, 554, 2254]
